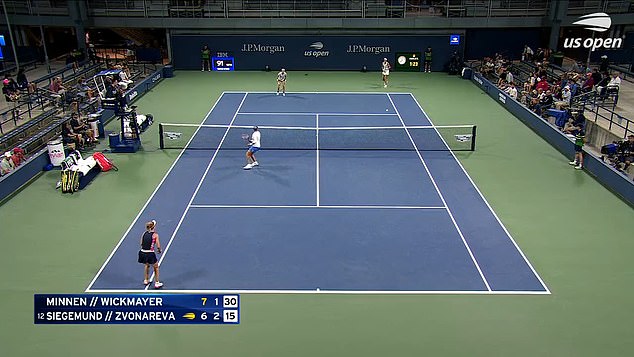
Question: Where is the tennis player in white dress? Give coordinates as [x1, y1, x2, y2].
[381, 58, 391, 88]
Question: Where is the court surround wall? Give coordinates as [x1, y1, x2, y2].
[171, 34, 464, 71]
[470, 71, 634, 206]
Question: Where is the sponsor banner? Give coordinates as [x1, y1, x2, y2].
[125, 69, 163, 104]
[172, 35, 464, 71]
[474, 74, 483, 86]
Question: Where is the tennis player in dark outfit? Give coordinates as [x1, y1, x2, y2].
[138, 220, 163, 289]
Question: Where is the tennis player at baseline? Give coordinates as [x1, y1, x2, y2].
[276, 68, 287, 96]
[382, 58, 391, 88]
[244, 126, 261, 170]
[138, 220, 163, 289]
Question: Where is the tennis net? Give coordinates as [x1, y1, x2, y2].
[159, 123, 477, 151]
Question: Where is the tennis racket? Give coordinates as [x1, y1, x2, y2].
[241, 133, 251, 146]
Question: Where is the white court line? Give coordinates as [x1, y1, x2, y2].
[161, 123, 467, 130]
[387, 93, 492, 292]
[86, 288, 550, 295]
[408, 93, 551, 294]
[189, 205, 446, 209]
[316, 113, 320, 207]
[85, 93, 227, 292]
[144, 92, 249, 290]
[238, 112, 397, 116]
[223, 91, 413, 95]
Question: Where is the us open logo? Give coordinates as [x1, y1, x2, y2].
[454, 134, 472, 143]
[305, 42, 330, 57]
[165, 132, 182, 140]
[563, 13, 623, 51]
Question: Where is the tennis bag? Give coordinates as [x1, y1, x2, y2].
[61, 169, 79, 193]
[92, 152, 118, 172]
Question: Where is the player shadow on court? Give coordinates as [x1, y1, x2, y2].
[256, 93, 305, 100]
[211, 163, 294, 187]
[369, 83, 417, 90]
[159, 268, 209, 289]
[249, 164, 293, 186]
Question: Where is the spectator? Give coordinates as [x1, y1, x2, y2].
[535, 90, 553, 116]
[522, 45, 534, 61]
[563, 118, 581, 135]
[581, 73, 594, 93]
[66, 50, 78, 70]
[599, 55, 609, 72]
[75, 76, 94, 101]
[49, 77, 66, 106]
[70, 112, 97, 145]
[526, 73, 537, 90]
[505, 82, 518, 100]
[529, 88, 543, 111]
[568, 79, 580, 98]
[606, 71, 621, 90]
[62, 121, 85, 150]
[591, 68, 602, 85]
[88, 44, 98, 65]
[555, 73, 567, 92]
[506, 70, 514, 85]
[535, 48, 544, 62]
[599, 71, 622, 103]
[554, 86, 571, 109]
[16, 68, 36, 93]
[116, 65, 133, 89]
[2, 78, 19, 103]
[536, 77, 549, 92]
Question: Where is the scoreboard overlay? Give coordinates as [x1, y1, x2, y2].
[34, 294, 240, 325]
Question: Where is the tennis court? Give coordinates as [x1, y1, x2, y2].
[86, 92, 547, 293]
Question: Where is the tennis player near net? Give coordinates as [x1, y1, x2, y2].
[276, 68, 287, 96]
[244, 126, 261, 170]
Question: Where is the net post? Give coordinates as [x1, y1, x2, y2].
[159, 123, 164, 149]
[471, 125, 477, 151]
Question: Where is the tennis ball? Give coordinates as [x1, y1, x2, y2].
[386, 109, 389, 111]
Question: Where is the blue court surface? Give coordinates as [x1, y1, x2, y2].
[87, 92, 549, 294]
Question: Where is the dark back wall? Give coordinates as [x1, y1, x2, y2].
[465, 28, 546, 60]
[171, 34, 465, 71]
